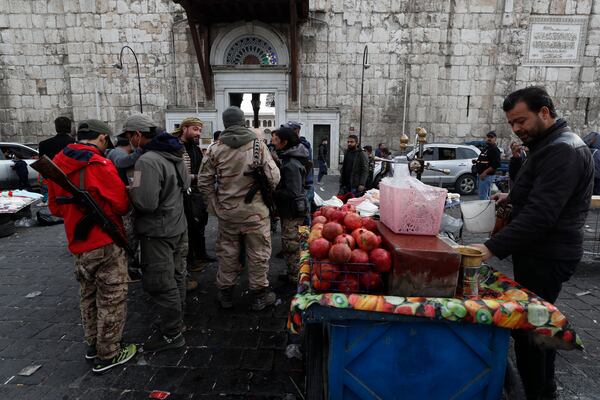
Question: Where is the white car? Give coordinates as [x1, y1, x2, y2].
[0, 142, 40, 189]
[392, 143, 481, 195]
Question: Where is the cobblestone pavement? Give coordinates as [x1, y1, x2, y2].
[0, 175, 598, 399]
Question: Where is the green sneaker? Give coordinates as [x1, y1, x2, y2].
[92, 344, 137, 374]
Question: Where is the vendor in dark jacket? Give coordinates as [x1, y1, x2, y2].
[339, 134, 369, 196]
[472, 87, 593, 400]
[272, 127, 309, 282]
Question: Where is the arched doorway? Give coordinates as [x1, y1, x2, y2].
[210, 22, 289, 132]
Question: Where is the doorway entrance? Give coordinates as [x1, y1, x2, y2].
[313, 124, 331, 164]
[229, 93, 276, 129]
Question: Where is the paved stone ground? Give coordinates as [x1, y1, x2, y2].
[0, 175, 598, 399]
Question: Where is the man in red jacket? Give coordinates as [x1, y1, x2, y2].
[48, 119, 137, 374]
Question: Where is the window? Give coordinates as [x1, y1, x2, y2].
[245, 120, 250, 127]
[0, 145, 37, 160]
[457, 147, 478, 159]
[438, 147, 456, 160]
[267, 120, 272, 127]
[225, 36, 279, 65]
[263, 120, 268, 127]
[423, 147, 436, 161]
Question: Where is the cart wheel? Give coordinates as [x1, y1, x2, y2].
[502, 342, 527, 400]
[305, 323, 325, 400]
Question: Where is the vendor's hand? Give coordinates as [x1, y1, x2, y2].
[491, 192, 509, 205]
[470, 244, 493, 261]
[357, 185, 365, 192]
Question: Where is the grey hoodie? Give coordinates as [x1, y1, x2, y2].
[129, 149, 189, 238]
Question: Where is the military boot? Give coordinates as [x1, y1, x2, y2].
[218, 287, 234, 309]
[250, 288, 277, 311]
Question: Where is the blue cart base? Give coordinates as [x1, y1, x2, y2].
[304, 307, 511, 400]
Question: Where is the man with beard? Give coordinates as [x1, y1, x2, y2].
[471, 86, 593, 400]
[339, 134, 369, 196]
[172, 118, 216, 282]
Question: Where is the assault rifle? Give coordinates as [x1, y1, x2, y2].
[31, 156, 137, 263]
[244, 140, 278, 223]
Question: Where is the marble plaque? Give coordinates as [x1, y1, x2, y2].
[523, 16, 588, 66]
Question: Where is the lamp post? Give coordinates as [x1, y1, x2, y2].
[114, 45, 143, 113]
[358, 45, 370, 146]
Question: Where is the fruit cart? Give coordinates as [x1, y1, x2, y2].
[289, 225, 582, 400]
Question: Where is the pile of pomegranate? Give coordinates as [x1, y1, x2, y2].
[308, 204, 392, 293]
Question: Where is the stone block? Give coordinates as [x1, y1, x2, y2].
[79, 0, 96, 12]
[546, 67, 560, 81]
[9, 0, 32, 13]
[557, 68, 573, 81]
[532, 0, 550, 13]
[581, 67, 595, 82]
[372, 27, 389, 42]
[577, 0, 593, 13]
[45, 29, 62, 44]
[549, 0, 566, 14]
[469, 0, 497, 13]
[10, 14, 31, 29]
[100, 29, 119, 43]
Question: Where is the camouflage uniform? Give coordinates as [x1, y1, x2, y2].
[74, 235, 129, 359]
[198, 126, 280, 291]
[281, 217, 304, 278]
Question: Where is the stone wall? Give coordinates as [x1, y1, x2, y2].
[0, 0, 199, 142]
[1, 0, 600, 151]
[299, 0, 600, 149]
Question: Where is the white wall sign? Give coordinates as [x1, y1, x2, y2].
[523, 16, 588, 66]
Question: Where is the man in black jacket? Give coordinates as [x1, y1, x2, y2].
[472, 87, 593, 400]
[39, 116, 75, 160]
[474, 131, 501, 200]
[339, 135, 369, 196]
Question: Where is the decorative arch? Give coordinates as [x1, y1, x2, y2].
[210, 22, 289, 66]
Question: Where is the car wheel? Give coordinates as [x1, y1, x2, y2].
[456, 174, 476, 195]
[0, 220, 16, 238]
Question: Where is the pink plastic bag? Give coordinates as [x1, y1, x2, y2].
[379, 175, 447, 236]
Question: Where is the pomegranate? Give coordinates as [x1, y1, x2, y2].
[312, 274, 331, 291]
[322, 222, 344, 241]
[356, 229, 379, 252]
[321, 206, 336, 220]
[313, 261, 340, 281]
[328, 243, 352, 263]
[334, 233, 356, 249]
[330, 209, 347, 223]
[360, 271, 383, 290]
[312, 216, 328, 226]
[362, 217, 378, 233]
[341, 203, 356, 213]
[309, 238, 331, 260]
[338, 274, 360, 293]
[343, 212, 363, 231]
[349, 248, 369, 264]
[369, 248, 392, 272]
[351, 228, 369, 243]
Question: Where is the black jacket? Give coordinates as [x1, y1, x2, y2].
[486, 119, 593, 261]
[39, 133, 75, 160]
[340, 148, 369, 190]
[275, 145, 308, 219]
[475, 143, 501, 174]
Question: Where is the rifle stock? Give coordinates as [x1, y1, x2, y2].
[31, 156, 137, 263]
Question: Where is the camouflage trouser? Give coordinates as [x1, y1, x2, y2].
[216, 218, 271, 291]
[73, 243, 128, 360]
[281, 217, 304, 279]
[122, 209, 139, 267]
[139, 232, 188, 336]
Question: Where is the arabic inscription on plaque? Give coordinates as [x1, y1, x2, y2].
[524, 16, 588, 66]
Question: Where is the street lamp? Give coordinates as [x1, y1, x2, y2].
[113, 45, 143, 113]
[358, 45, 370, 146]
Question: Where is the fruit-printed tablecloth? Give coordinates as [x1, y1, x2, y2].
[288, 227, 582, 350]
